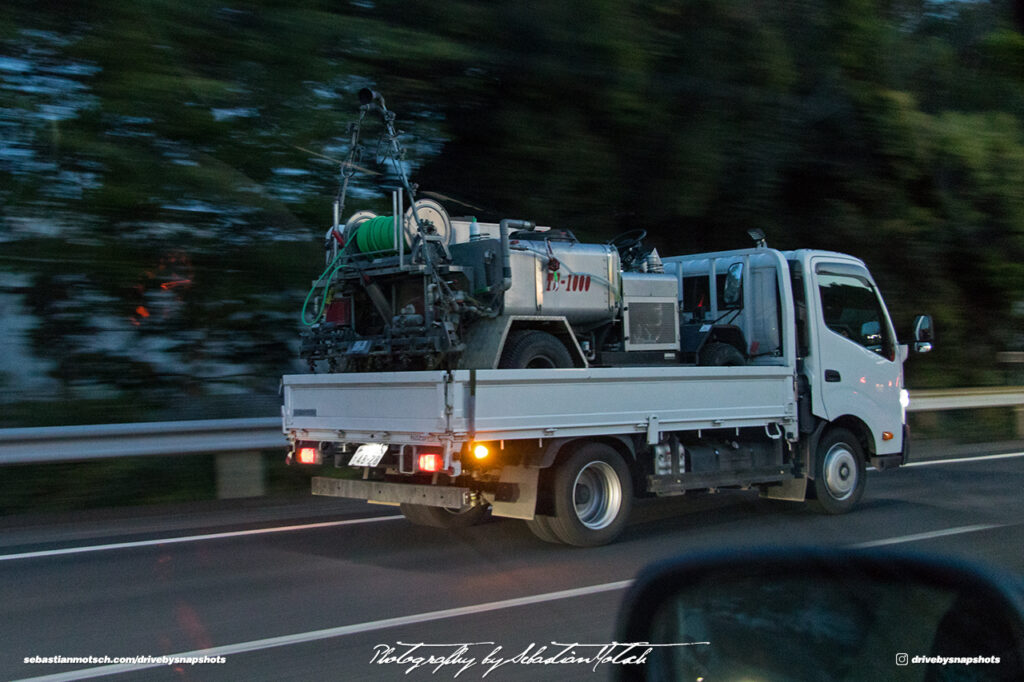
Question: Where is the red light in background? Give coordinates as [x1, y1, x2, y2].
[418, 453, 442, 472]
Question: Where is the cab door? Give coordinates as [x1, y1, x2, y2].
[810, 259, 903, 456]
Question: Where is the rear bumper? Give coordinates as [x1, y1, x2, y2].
[312, 477, 467, 508]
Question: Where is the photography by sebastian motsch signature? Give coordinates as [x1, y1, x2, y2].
[369, 640, 709, 677]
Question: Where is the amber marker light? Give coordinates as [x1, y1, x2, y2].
[882, 432, 894, 441]
[473, 443, 490, 460]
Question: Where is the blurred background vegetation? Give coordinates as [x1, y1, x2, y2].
[2, 0, 1024, 433]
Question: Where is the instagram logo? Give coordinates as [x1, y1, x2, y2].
[896, 653, 909, 666]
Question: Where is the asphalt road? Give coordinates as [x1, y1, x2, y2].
[1, 446, 1022, 682]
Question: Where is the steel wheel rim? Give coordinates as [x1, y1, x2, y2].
[823, 443, 857, 500]
[572, 461, 621, 529]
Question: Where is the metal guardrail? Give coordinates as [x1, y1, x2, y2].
[906, 387, 1024, 412]
[0, 388, 1022, 466]
[0, 417, 282, 465]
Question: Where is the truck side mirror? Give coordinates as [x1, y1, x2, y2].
[723, 263, 743, 308]
[614, 548, 1024, 681]
[913, 314, 934, 353]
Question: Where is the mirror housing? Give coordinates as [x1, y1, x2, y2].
[913, 314, 934, 353]
[723, 262, 743, 308]
[615, 548, 1024, 681]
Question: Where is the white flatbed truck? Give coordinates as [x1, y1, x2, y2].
[283, 241, 934, 546]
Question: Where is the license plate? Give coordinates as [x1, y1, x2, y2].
[349, 442, 387, 467]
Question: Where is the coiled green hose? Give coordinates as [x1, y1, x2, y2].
[353, 215, 398, 254]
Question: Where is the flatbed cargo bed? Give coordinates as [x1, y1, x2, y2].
[282, 365, 798, 447]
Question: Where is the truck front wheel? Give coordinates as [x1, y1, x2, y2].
[546, 443, 633, 546]
[399, 503, 489, 528]
[811, 428, 866, 514]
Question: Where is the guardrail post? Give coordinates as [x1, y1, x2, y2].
[215, 451, 266, 499]
[996, 354, 1024, 438]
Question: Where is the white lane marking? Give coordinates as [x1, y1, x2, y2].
[849, 524, 1007, 549]
[905, 451, 1024, 467]
[10, 580, 635, 682]
[0, 515, 403, 562]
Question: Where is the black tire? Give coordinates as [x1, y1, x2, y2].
[499, 330, 573, 369]
[524, 515, 562, 544]
[399, 503, 489, 528]
[811, 428, 866, 514]
[699, 341, 746, 367]
[546, 443, 633, 547]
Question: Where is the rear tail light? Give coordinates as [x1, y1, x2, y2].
[296, 445, 320, 465]
[418, 453, 442, 473]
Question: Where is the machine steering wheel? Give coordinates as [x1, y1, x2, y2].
[609, 229, 648, 269]
[609, 229, 648, 254]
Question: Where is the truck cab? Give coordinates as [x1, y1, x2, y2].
[787, 250, 908, 469]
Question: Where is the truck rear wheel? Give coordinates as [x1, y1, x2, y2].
[524, 515, 562, 544]
[546, 443, 632, 547]
[811, 428, 865, 514]
[499, 330, 573, 369]
[399, 503, 488, 528]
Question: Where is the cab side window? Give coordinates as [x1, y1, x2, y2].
[817, 272, 894, 360]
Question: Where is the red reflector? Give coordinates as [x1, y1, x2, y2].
[418, 453, 442, 472]
[297, 447, 318, 465]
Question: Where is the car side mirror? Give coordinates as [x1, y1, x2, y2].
[614, 548, 1024, 681]
[723, 262, 743, 308]
[913, 314, 934, 353]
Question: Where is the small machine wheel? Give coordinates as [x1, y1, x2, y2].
[811, 428, 866, 514]
[699, 341, 746, 367]
[399, 503, 489, 528]
[546, 443, 633, 547]
[499, 330, 573, 369]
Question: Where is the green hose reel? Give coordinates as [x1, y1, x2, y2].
[344, 199, 453, 255]
[352, 215, 398, 254]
